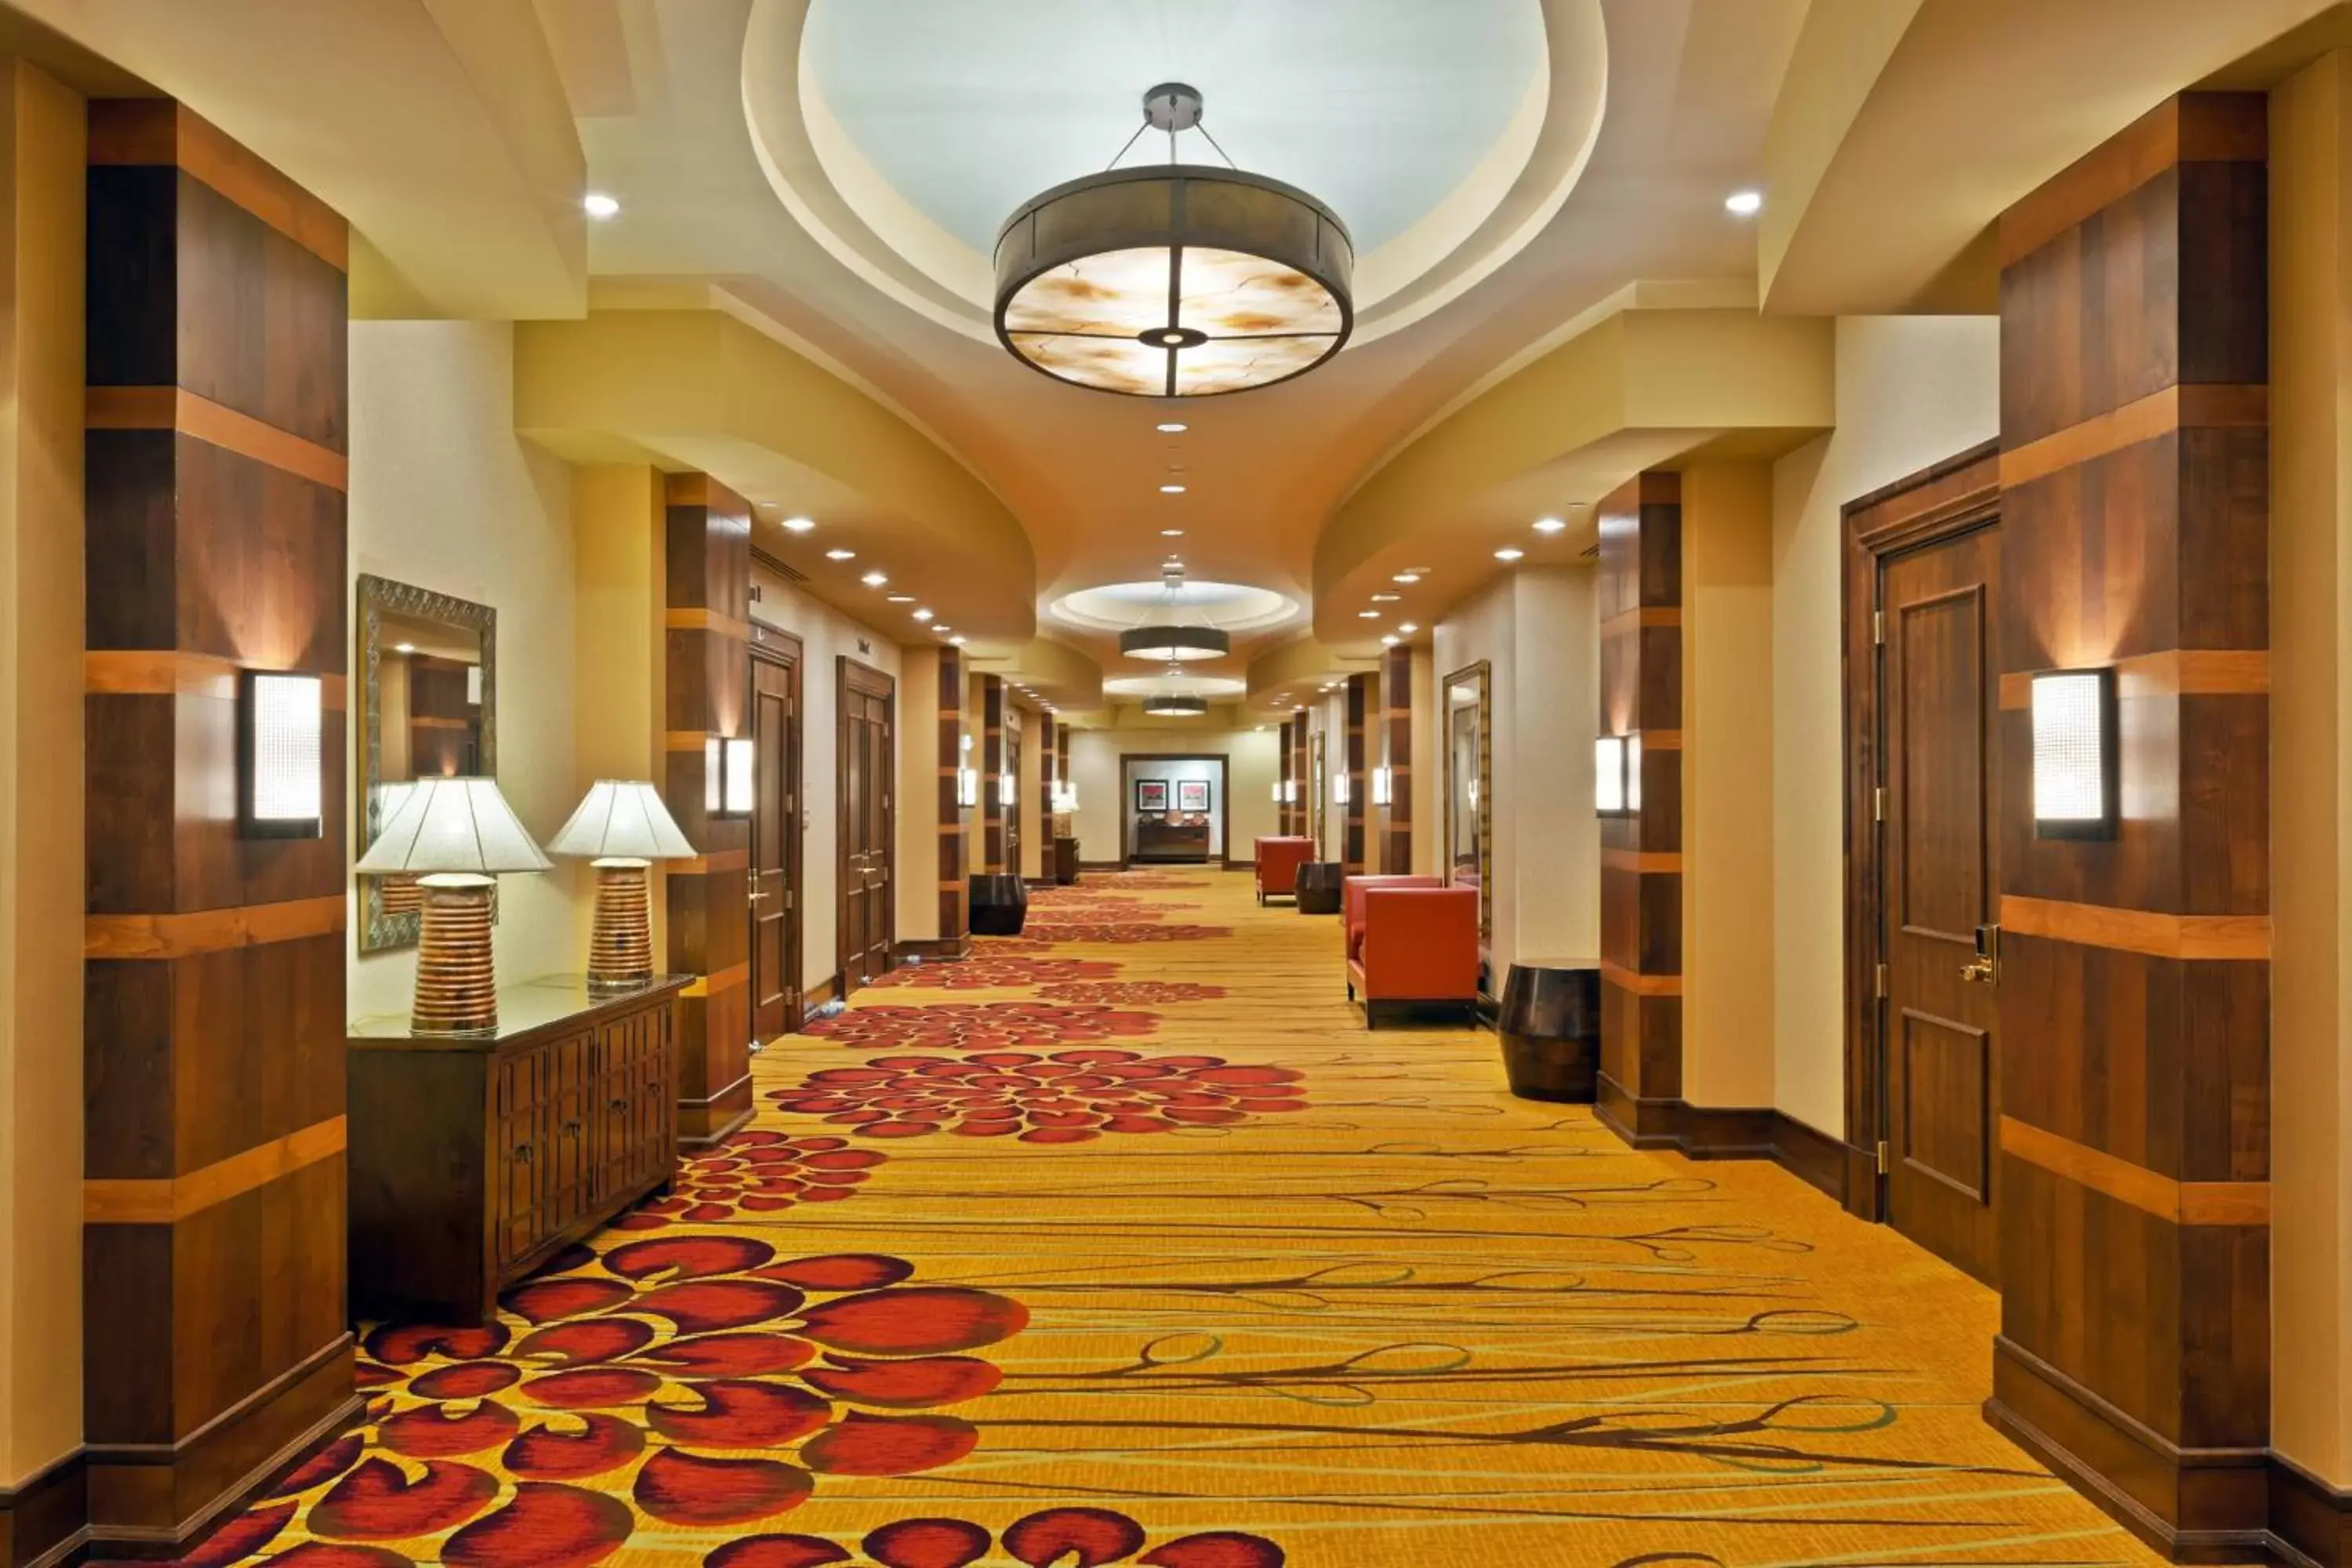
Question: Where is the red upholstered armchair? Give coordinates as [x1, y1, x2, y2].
[1347, 885, 1481, 1028]
[1254, 836, 1315, 905]
[1341, 875, 1443, 967]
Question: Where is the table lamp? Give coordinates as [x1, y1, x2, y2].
[355, 776, 554, 1035]
[549, 780, 695, 988]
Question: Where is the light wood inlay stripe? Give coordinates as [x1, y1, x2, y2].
[1602, 607, 1682, 637]
[84, 1116, 347, 1223]
[2000, 1116, 2268, 1226]
[1634, 730, 1682, 751]
[666, 730, 717, 753]
[1998, 95, 2267, 266]
[89, 101, 348, 270]
[1998, 650, 2270, 709]
[1602, 848, 1683, 873]
[86, 895, 346, 960]
[88, 386, 348, 492]
[684, 962, 750, 998]
[85, 651, 348, 709]
[2001, 895, 2270, 960]
[1998, 383, 2268, 491]
[1600, 960, 1682, 996]
[665, 608, 753, 642]
[674, 850, 750, 875]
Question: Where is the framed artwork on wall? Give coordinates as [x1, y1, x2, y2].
[1135, 779, 1171, 812]
[1177, 779, 1211, 812]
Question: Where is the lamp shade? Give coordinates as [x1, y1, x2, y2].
[549, 780, 696, 862]
[355, 776, 553, 876]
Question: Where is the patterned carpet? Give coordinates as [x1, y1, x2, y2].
[199, 869, 2165, 1568]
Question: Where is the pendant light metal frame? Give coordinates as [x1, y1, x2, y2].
[1142, 693, 1210, 717]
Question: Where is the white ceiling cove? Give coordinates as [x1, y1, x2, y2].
[800, 0, 1548, 255]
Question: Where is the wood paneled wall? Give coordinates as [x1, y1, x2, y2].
[81, 99, 358, 1558]
[659, 472, 753, 1149]
[1382, 644, 1413, 872]
[1987, 93, 2273, 1560]
[1344, 673, 1370, 876]
[935, 646, 967, 949]
[1290, 713, 1308, 840]
[1593, 472, 1686, 1147]
[981, 675, 1005, 873]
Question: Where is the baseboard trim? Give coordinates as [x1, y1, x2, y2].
[1987, 1334, 2270, 1563]
[1, 1447, 88, 1568]
[1591, 1083, 1848, 1205]
[2270, 1453, 2352, 1568]
[1078, 859, 1123, 872]
[801, 974, 843, 1022]
[895, 937, 971, 963]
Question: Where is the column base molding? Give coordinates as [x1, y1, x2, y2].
[1591, 1076, 1852, 1206]
[895, 938, 972, 963]
[676, 1071, 754, 1151]
[1988, 1334, 2270, 1563]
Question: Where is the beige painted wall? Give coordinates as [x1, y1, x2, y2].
[749, 565, 900, 991]
[347, 321, 588, 1019]
[572, 464, 667, 960]
[897, 647, 943, 942]
[1411, 646, 1440, 877]
[1068, 728, 1278, 865]
[2270, 46, 2352, 1487]
[1768, 315, 1998, 1134]
[1683, 461, 1778, 1109]
[1433, 565, 1601, 973]
[0, 56, 82, 1487]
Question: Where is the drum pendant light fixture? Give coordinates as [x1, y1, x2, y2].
[996, 82, 1355, 397]
[1120, 565, 1229, 662]
[1143, 693, 1210, 718]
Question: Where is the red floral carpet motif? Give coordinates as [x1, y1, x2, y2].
[615, 1133, 888, 1229]
[864, 956, 1120, 991]
[770, 1050, 1308, 1143]
[1011, 901, 1171, 921]
[1035, 981, 1229, 1005]
[1090, 873, 1208, 890]
[705, 1507, 1283, 1566]
[803, 1001, 1161, 1052]
[1022, 924, 1232, 945]
[191, 1244, 1029, 1568]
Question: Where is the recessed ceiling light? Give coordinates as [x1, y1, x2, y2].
[1160, 484, 1187, 495]
[949, 635, 967, 646]
[1726, 189, 1764, 217]
[1392, 572, 1421, 585]
[913, 609, 935, 622]
[1381, 635, 1399, 646]
[782, 517, 815, 534]
[861, 571, 888, 587]
[1370, 593, 1400, 603]
[1494, 547, 1524, 562]
[935, 625, 952, 632]
[887, 594, 916, 604]
[1534, 517, 1567, 535]
[1399, 622, 1419, 634]
[826, 548, 855, 561]
[1357, 610, 1381, 620]
[394, 642, 416, 654]
[583, 192, 620, 220]
[1157, 422, 1188, 433]
[1161, 528, 1185, 537]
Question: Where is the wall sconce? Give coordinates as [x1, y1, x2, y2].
[1271, 781, 1283, 804]
[704, 735, 754, 818]
[1053, 782, 1079, 814]
[959, 768, 980, 808]
[1594, 735, 1628, 816]
[1371, 766, 1392, 807]
[998, 771, 1017, 808]
[1627, 734, 1642, 813]
[238, 670, 323, 839]
[1333, 771, 1351, 805]
[2031, 667, 2118, 838]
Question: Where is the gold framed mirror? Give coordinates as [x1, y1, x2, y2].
[1443, 661, 1492, 942]
[356, 573, 498, 952]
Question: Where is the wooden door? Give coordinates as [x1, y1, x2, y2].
[1878, 522, 2002, 1284]
[750, 651, 800, 1040]
[837, 661, 895, 993]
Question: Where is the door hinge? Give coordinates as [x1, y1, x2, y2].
[1874, 962, 1888, 1000]
[785, 889, 794, 911]
[1873, 786, 1886, 822]
[1875, 1140, 1890, 1176]
[1872, 609, 1885, 644]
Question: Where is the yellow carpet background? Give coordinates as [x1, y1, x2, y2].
[195, 869, 2165, 1568]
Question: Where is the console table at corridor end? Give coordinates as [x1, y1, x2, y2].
[348, 975, 688, 1325]
[1497, 957, 1601, 1102]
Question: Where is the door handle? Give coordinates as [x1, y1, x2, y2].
[1960, 922, 2002, 985]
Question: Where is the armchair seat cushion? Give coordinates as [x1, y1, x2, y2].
[1253, 837, 1316, 900]
[1355, 886, 1480, 1004]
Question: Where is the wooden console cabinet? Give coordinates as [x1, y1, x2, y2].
[349, 975, 689, 1325]
[1134, 817, 1214, 862]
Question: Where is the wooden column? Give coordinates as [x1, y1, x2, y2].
[82, 100, 358, 1556]
[1593, 472, 1685, 1148]
[1383, 644, 1414, 872]
[660, 473, 753, 1149]
[1343, 674, 1371, 876]
[1276, 717, 1295, 835]
[1986, 94, 2272, 1559]
[981, 674, 1005, 873]
[1290, 709, 1309, 839]
[935, 645, 968, 951]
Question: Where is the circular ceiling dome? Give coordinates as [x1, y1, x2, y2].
[745, 0, 1602, 345]
[1052, 578, 1295, 634]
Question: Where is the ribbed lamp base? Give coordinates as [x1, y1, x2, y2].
[412, 873, 499, 1036]
[588, 859, 655, 989]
